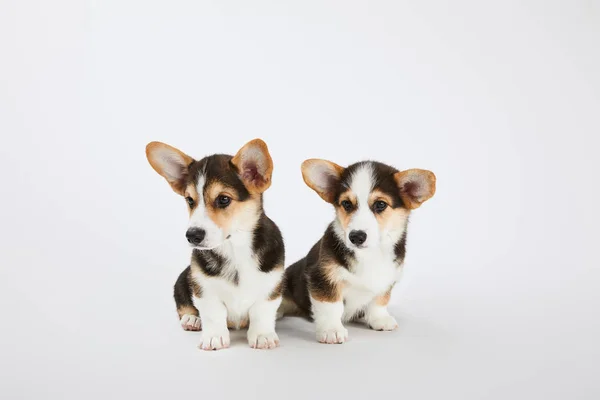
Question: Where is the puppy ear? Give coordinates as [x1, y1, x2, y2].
[301, 159, 345, 203]
[145, 141, 194, 195]
[231, 139, 274, 194]
[394, 169, 436, 209]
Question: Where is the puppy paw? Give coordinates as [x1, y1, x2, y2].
[368, 315, 398, 331]
[180, 314, 201, 331]
[316, 326, 348, 344]
[198, 330, 230, 351]
[248, 331, 280, 349]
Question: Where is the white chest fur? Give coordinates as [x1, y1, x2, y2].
[191, 237, 283, 325]
[339, 247, 403, 321]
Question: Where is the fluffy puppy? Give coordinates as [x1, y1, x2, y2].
[146, 139, 284, 350]
[280, 160, 435, 343]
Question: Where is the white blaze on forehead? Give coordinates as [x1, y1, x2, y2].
[195, 175, 206, 206]
[188, 174, 224, 248]
[349, 163, 375, 206]
[346, 163, 380, 247]
[189, 175, 207, 225]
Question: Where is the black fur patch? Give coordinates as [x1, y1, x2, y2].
[282, 255, 312, 318]
[187, 154, 251, 202]
[321, 224, 354, 268]
[394, 230, 407, 264]
[192, 249, 228, 277]
[173, 266, 200, 313]
[253, 214, 285, 273]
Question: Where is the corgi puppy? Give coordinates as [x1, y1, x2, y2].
[280, 160, 435, 344]
[146, 139, 284, 350]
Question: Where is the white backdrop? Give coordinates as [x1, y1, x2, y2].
[1, 1, 599, 399]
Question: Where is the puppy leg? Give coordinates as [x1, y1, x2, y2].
[174, 266, 201, 331]
[364, 290, 398, 331]
[248, 296, 282, 349]
[309, 263, 347, 343]
[196, 297, 230, 350]
[312, 299, 347, 344]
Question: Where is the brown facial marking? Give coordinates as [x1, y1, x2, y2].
[382, 206, 410, 232]
[145, 141, 194, 195]
[369, 189, 409, 231]
[231, 139, 274, 194]
[369, 190, 394, 209]
[335, 191, 357, 231]
[203, 181, 261, 232]
[184, 184, 200, 215]
[205, 181, 237, 204]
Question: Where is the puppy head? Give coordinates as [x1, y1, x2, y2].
[146, 139, 273, 249]
[302, 159, 435, 250]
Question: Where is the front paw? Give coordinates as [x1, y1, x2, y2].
[368, 315, 398, 331]
[198, 330, 230, 351]
[248, 331, 280, 349]
[316, 326, 348, 344]
[180, 314, 201, 331]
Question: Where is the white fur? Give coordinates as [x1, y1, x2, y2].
[365, 302, 398, 331]
[346, 164, 379, 248]
[191, 231, 283, 350]
[248, 299, 281, 349]
[196, 296, 230, 350]
[338, 243, 403, 321]
[180, 314, 201, 331]
[311, 299, 348, 344]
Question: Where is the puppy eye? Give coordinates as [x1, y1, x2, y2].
[373, 200, 387, 213]
[185, 197, 195, 207]
[341, 200, 353, 212]
[216, 195, 232, 208]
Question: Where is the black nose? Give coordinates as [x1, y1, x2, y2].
[186, 228, 206, 246]
[349, 230, 367, 246]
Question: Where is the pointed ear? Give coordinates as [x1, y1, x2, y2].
[231, 139, 274, 194]
[394, 169, 436, 209]
[301, 159, 345, 203]
[145, 141, 194, 195]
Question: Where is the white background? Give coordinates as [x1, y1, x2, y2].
[1, 1, 599, 399]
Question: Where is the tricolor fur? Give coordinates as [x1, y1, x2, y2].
[280, 160, 435, 344]
[146, 139, 284, 350]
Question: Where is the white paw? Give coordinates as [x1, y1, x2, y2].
[248, 331, 280, 349]
[369, 315, 398, 331]
[180, 314, 201, 331]
[198, 330, 230, 351]
[316, 326, 348, 344]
